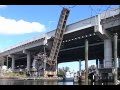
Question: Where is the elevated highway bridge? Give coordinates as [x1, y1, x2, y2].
[0, 8, 120, 81]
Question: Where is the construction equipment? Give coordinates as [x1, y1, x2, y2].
[33, 8, 70, 77]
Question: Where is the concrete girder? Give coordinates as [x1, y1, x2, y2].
[0, 38, 45, 57]
[101, 14, 120, 29]
[94, 15, 112, 40]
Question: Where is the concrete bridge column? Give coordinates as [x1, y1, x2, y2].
[79, 59, 81, 76]
[0, 57, 5, 66]
[85, 39, 88, 85]
[104, 39, 112, 68]
[27, 51, 31, 72]
[99, 59, 103, 68]
[96, 59, 99, 69]
[11, 55, 15, 71]
[23, 50, 31, 72]
[6, 56, 9, 69]
[113, 33, 118, 85]
[96, 59, 99, 74]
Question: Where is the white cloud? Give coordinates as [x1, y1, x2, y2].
[0, 16, 46, 34]
[0, 5, 7, 8]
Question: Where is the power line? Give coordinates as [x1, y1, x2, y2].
[68, 5, 77, 9]
[89, 5, 100, 15]
[58, 5, 77, 10]
[102, 5, 112, 19]
[89, 5, 112, 16]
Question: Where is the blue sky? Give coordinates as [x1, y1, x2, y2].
[0, 5, 119, 71]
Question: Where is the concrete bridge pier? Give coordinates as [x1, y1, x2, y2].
[79, 59, 81, 76]
[96, 59, 99, 74]
[98, 39, 113, 85]
[113, 33, 118, 85]
[99, 59, 103, 68]
[85, 39, 88, 85]
[11, 55, 15, 71]
[6, 56, 9, 69]
[27, 51, 31, 72]
[96, 59, 98, 69]
[23, 50, 31, 72]
[6, 55, 16, 71]
[104, 39, 112, 68]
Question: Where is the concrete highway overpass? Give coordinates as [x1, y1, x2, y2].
[0, 8, 120, 71]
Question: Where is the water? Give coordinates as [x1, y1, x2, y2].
[0, 79, 77, 85]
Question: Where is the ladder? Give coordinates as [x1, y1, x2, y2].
[46, 8, 70, 66]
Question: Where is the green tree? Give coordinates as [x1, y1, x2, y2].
[58, 68, 65, 77]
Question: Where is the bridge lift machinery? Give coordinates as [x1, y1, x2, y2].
[33, 8, 70, 77]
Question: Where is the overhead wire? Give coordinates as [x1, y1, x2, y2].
[89, 5, 112, 18]
[58, 5, 77, 10]
[102, 5, 112, 19]
[89, 5, 112, 24]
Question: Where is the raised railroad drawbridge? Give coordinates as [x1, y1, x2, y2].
[33, 8, 70, 77]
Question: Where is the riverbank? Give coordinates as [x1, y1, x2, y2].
[0, 79, 74, 85]
[0, 75, 63, 81]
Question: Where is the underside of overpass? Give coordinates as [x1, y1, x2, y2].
[4, 25, 120, 66]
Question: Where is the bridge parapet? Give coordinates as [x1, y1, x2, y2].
[100, 8, 120, 20]
[1, 34, 46, 53]
[0, 37, 45, 57]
